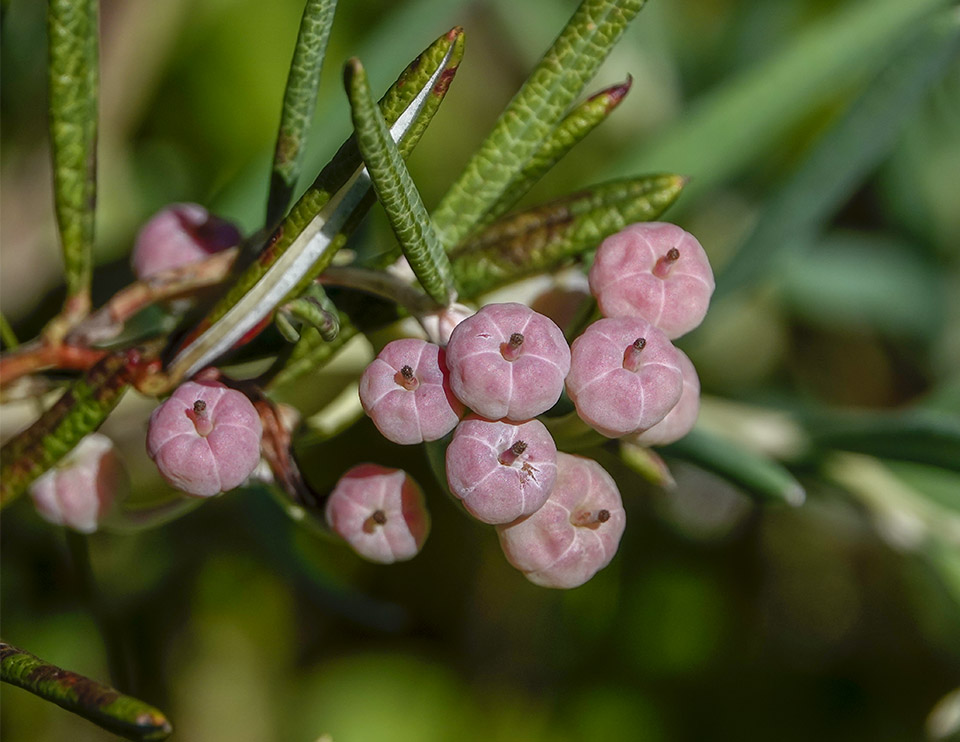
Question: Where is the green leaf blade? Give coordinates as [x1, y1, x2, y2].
[433, 0, 646, 248]
[346, 58, 456, 305]
[450, 174, 685, 298]
[1, 642, 172, 741]
[480, 76, 633, 228]
[48, 0, 99, 319]
[0, 351, 130, 507]
[266, 0, 338, 226]
[163, 28, 464, 384]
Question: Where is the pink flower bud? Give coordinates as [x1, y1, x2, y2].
[132, 203, 241, 280]
[497, 452, 626, 589]
[445, 302, 571, 421]
[417, 302, 475, 346]
[589, 222, 714, 339]
[445, 415, 558, 525]
[359, 338, 464, 445]
[566, 317, 683, 438]
[324, 464, 430, 563]
[147, 380, 262, 497]
[626, 349, 700, 446]
[29, 433, 127, 533]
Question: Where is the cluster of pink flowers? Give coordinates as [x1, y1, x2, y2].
[35, 210, 713, 592]
[340, 221, 713, 588]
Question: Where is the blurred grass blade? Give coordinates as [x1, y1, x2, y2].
[662, 428, 806, 506]
[480, 77, 633, 228]
[0, 312, 20, 350]
[346, 58, 457, 305]
[266, 0, 338, 226]
[0, 351, 130, 507]
[606, 0, 954, 206]
[48, 0, 99, 323]
[450, 174, 684, 297]
[805, 410, 960, 472]
[1, 642, 172, 741]
[716, 10, 960, 298]
[163, 28, 464, 385]
[432, 0, 646, 248]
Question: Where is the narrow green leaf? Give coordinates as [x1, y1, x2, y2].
[450, 174, 685, 298]
[661, 428, 806, 506]
[266, 0, 338, 226]
[48, 0, 99, 318]
[480, 77, 633, 228]
[346, 58, 456, 305]
[606, 0, 954, 206]
[716, 10, 960, 299]
[1, 642, 172, 741]
[0, 351, 130, 507]
[163, 28, 464, 385]
[0, 311, 19, 349]
[805, 410, 960, 473]
[432, 0, 646, 248]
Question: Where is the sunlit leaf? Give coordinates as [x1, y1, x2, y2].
[346, 58, 456, 305]
[432, 0, 646, 248]
[450, 174, 684, 297]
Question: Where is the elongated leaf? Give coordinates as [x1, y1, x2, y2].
[1, 642, 172, 741]
[662, 428, 806, 506]
[266, 0, 338, 226]
[716, 10, 960, 299]
[0, 351, 130, 506]
[480, 77, 633, 228]
[346, 58, 456, 305]
[450, 174, 685, 297]
[606, 0, 954, 206]
[48, 0, 99, 320]
[432, 0, 646, 248]
[163, 28, 464, 385]
[805, 410, 960, 473]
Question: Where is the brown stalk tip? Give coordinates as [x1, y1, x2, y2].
[633, 337, 646, 351]
[597, 509, 611, 523]
[193, 400, 207, 414]
[666, 247, 680, 262]
[400, 365, 415, 381]
[509, 332, 524, 348]
[372, 509, 387, 525]
[511, 440, 528, 456]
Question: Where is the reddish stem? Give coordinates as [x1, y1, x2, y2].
[0, 342, 109, 389]
[500, 332, 524, 362]
[498, 440, 528, 466]
[395, 365, 420, 391]
[652, 247, 681, 279]
[622, 337, 647, 372]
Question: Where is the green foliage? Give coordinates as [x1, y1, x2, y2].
[346, 58, 456, 305]
[450, 174, 684, 297]
[432, 0, 647, 248]
[266, 0, 338, 226]
[47, 0, 98, 316]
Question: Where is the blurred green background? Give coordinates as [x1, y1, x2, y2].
[2, 0, 959, 740]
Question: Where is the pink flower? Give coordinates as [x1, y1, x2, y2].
[359, 338, 464, 445]
[324, 464, 430, 563]
[147, 380, 262, 497]
[132, 203, 241, 280]
[29, 433, 127, 533]
[566, 317, 683, 438]
[589, 222, 714, 339]
[445, 302, 571, 421]
[445, 416, 558, 524]
[497, 453, 626, 589]
[626, 349, 700, 446]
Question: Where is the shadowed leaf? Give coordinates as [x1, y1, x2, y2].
[48, 0, 99, 322]
[266, 0, 338, 226]
[450, 174, 685, 297]
[0, 642, 172, 741]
